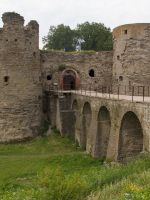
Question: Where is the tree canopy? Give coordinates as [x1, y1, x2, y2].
[43, 22, 113, 51]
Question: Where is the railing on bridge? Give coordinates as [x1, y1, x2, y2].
[44, 83, 150, 103]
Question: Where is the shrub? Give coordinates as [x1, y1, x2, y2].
[38, 167, 89, 200]
[58, 64, 66, 71]
[123, 183, 150, 200]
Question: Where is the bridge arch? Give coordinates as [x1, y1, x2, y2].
[95, 106, 111, 158]
[71, 99, 79, 139]
[118, 111, 143, 161]
[72, 99, 79, 111]
[81, 102, 92, 150]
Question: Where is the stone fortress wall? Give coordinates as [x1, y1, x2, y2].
[0, 11, 150, 144]
[41, 50, 113, 91]
[113, 23, 150, 95]
[42, 23, 150, 95]
[0, 12, 42, 142]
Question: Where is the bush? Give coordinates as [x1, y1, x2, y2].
[58, 64, 66, 71]
[123, 183, 150, 200]
[38, 167, 90, 200]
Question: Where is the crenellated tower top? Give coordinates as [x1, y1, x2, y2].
[2, 12, 24, 28]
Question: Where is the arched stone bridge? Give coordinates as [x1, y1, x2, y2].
[46, 90, 150, 161]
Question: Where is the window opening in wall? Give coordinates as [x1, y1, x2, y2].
[119, 76, 123, 81]
[33, 52, 36, 57]
[89, 69, 95, 77]
[4, 76, 9, 84]
[47, 75, 52, 80]
[117, 55, 120, 60]
[124, 30, 128, 34]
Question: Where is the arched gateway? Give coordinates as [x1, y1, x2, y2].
[61, 69, 80, 90]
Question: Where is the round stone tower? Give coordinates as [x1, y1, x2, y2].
[0, 12, 42, 142]
[113, 23, 150, 90]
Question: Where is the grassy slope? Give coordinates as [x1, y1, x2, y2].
[0, 133, 150, 199]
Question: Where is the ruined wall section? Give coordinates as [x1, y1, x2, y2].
[113, 23, 150, 89]
[40, 51, 113, 91]
[0, 12, 42, 142]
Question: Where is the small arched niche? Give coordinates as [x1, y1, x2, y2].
[95, 106, 111, 158]
[81, 102, 92, 150]
[118, 111, 143, 161]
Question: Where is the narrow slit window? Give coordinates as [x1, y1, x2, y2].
[117, 55, 120, 60]
[47, 75, 52, 80]
[4, 76, 9, 84]
[124, 30, 128, 34]
[119, 76, 123, 81]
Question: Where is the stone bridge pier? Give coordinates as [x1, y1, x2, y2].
[46, 92, 150, 161]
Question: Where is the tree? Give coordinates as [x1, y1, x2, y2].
[43, 24, 75, 51]
[43, 22, 113, 51]
[76, 22, 113, 51]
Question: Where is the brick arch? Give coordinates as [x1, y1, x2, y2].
[60, 68, 80, 90]
[81, 102, 92, 150]
[95, 106, 111, 158]
[118, 111, 143, 161]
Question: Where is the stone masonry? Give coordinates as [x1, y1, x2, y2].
[1, 11, 150, 162]
[41, 50, 113, 91]
[113, 24, 150, 91]
[0, 12, 42, 142]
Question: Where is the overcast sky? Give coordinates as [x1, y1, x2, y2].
[0, 0, 149, 48]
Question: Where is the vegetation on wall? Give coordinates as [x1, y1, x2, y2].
[43, 22, 113, 52]
[58, 63, 67, 71]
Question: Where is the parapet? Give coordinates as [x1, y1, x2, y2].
[113, 23, 150, 39]
[2, 12, 24, 27]
[26, 20, 39, 30]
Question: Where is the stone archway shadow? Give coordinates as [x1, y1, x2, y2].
[118, 111, 143, 161]
[95, 106, 111, 158]
[81, 102, 92, 150]
[71, 99, 79, 140]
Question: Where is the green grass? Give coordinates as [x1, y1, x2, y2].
[0, 132, 150, 199]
